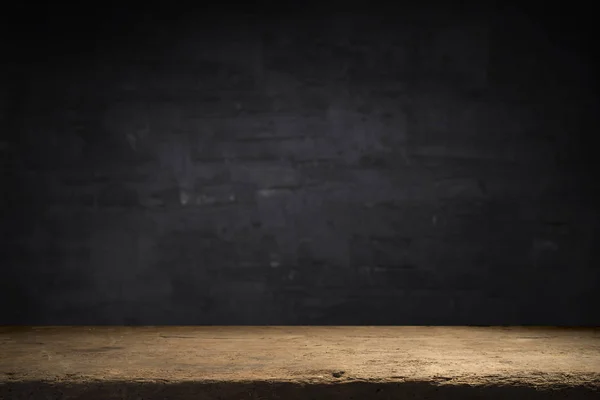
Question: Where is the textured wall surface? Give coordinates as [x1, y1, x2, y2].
[1, 4, 598, 324]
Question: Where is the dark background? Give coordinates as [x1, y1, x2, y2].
[1, 1, 598, 325]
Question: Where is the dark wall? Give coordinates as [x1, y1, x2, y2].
[1, 3, 598, 325]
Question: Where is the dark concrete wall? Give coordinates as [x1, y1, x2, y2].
[1, 4, 598, 325]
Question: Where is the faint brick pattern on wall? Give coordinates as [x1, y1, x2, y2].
[1, 10, 598, 325]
